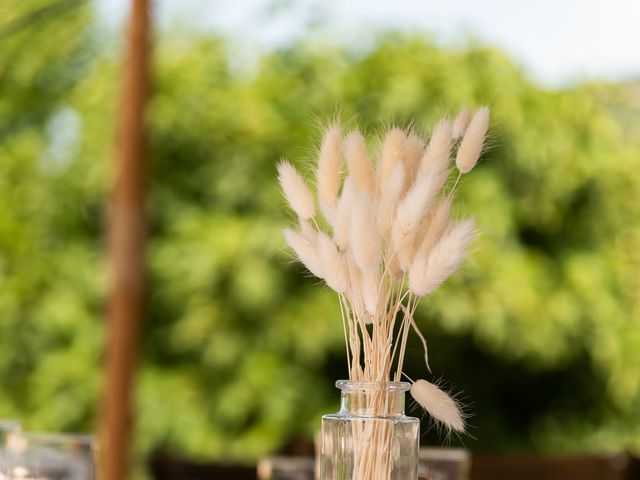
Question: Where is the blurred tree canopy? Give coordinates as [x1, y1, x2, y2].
[1, 0, 639, 470]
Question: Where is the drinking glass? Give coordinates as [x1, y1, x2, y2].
[1, 432, 96, 480]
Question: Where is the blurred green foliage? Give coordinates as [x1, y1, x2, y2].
[1, 0, 640, 471]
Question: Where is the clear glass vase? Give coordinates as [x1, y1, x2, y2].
[320, 380, 419, 480]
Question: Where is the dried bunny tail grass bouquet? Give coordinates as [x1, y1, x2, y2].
[278, 107, 490, 434]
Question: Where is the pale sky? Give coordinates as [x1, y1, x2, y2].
[97, 0, 640, 86]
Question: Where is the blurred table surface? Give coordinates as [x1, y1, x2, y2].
[149, 451, 640, 480]
[471, 452, 640, 480]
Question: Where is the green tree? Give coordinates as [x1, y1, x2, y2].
[0, 0, 102, 433]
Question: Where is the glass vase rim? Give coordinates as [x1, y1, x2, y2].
[335, 380, 411, 392]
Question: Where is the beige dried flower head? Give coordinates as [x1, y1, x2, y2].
[416, 197, 452, 258]
[419, 119, 453, 178]
[346, 253, 363, 300]
[283, 228, 323, 279]
[456, 106, 490, 174]
[452, 108, 471, 139]
[351, 192, 381, 272]
[378, 128, 407, 193]
[277, 161, 315, 220]
[376, 162, 406, 240]
[333, 177, 357, 249]
[391, 172, 441, 255]
[317, 232, 348, 293]
[410, 379, 465, 432]
[397, 196, 451, 272]
[317, 126, 343, 224]
[345, 132, 376, 195]
[361, 269, 384, 316]
[403, 132, 425, 192]
[408, 218, 477, 297]
[298, 218, 317, 243]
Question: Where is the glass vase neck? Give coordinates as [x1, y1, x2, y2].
[336, 380, 410, 417]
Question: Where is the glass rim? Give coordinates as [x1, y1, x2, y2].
[335, 380, 411, 392]
[0, 420, 21, 432]
[11, 432, 96, 446]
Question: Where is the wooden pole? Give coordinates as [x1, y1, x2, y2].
[100, 0, 150, 479]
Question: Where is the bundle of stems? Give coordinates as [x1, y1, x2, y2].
[278, 107, 489, 435]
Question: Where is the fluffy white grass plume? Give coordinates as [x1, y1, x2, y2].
[452, 108, 471, 139]
[283, 228, 324, 279]
[361, 269, 384, 316]
[391, 173, 441, 254]
[333, 177, 356, 249]
[345, 132, 375, 195]
[408, 218, 476, 297]
[346, 254, 363, 300]
[298, 218, 317, 243]
[277, 161, 315, 219]
[378, 128, 406, 192]
[403, 132, 425, 191]
[416, 197, 452, 257]
[317, 126, 343, 224]
[317, 232, 348, 293]
[350, 193, 381, 272]
[419, 119, 453, 178]
[456, 107, 490, 174]
[398, 196, 452, 271]
[376, 162, 405, 239]
[397, 239, 417, 273]
[410, 379, 465, 432]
